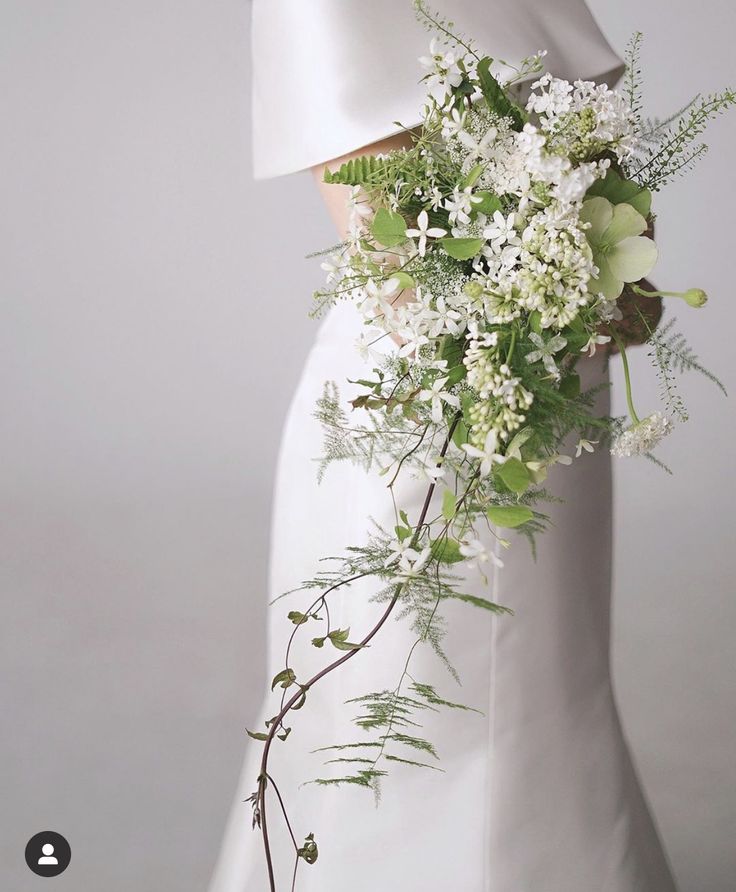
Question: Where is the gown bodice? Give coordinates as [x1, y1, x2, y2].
[250, 0, 624, 179]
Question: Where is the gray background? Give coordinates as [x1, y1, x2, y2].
[1, 1, 734, 890]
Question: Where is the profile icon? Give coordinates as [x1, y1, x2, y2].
[25, 831, 71, 877]
[38, 842, 59, 865]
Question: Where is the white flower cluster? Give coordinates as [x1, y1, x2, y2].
[463, 345, 533, 446]
[611, 413, 674, 457]
[320, 42, 664, 458]
[527, 73, 638, 160]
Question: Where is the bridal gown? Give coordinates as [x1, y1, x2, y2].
[208, 3, 678, 890]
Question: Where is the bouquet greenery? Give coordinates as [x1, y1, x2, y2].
[248, 4, 732, 888]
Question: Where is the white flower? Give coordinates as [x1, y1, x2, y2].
[418, 375, 460, 423]
[549, 453, 573, 466]
[462, 429, 507, 477]
[611, 413, 674, 457]
[483, 210, 520, 252]
[389, 545, 433, 584]
[419, 39, 464, 103]
[413, 457, 447, 483]
[525, 331, 568, 378]
[320, 253, 343, 284]
[444, 187, 475, 226]
[575, 438, 598, 457]
[459, 538, 504, 569]
[458, 124, 498, 158]
[385, 538, 413, 568]
[347, 185, 373, 220]
[406, 209, 447, 257]
[581, 332, 611, 356]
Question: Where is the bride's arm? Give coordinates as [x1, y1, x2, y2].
[311, 132, 416, 346]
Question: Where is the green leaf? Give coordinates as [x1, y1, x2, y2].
[287, 610, 309, 626]
[496, 457, 531, 493]
[506, 426, 533, 456]
[438, 333, 463, 366]
[389, 271, 415, 290]
[372, 208, 407, 248]
[277, 726, 292, 742]
[271, 668, 296, 691]
[246, 728, 269, 741]
[323, 154, 390, 186]
[297, 833, 319, 865]
[441, 489, 457, 520]
[328, 628, 365, 651]
[430, 538, 464, 563]
[395, 523, 412, 542]
[439, 237, 484, 260]
[291, 687, 307, 710]
[451, 416, 470, 448]
[487, 505, 534, 528]
[470, 190, 502, 217]
[438, 336, 467, 385]
[311, 636, 326, 648]
[460, 163, 484, 189]
[586, 169, 652, 217]
[477, 57, 525, 130]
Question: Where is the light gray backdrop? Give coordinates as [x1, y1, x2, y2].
[1, 2, 734, 890]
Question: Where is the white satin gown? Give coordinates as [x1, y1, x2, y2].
[208, 3, 679, 890]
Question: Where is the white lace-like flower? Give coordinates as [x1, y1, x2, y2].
[611, 413, 674, 457]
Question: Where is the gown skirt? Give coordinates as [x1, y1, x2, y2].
[209, 1, 678, 888]
[207, 301, 678, 892]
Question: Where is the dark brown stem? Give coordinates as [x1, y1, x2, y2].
[258, 412, 461, 891]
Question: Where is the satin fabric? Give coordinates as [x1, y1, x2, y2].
[251, 0, 625, 180]
[208, 3, 678, 889]
[209, 300, 677, 891]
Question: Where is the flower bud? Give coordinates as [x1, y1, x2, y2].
[464, 280, 484, 299]
[682, 288, 708, 308]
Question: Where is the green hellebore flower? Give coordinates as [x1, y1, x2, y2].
[580, 196, 658, 300]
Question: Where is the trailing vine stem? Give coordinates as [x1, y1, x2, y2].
[256, 411, 463, 891]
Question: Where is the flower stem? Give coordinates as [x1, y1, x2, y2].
[506, 329, 517, 365]
[611, 331, 640, 424]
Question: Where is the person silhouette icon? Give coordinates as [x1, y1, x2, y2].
[38, 843, 59, 865]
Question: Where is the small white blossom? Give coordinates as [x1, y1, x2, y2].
[462, 429, 507, 477]
[525, 331, 568, 378]
[575, 438, 598, 457]
[459, 538, 504, 570]
[406, 209, 447, 257]
[389, 545, 433, 584]
[418, 375, 460, 423]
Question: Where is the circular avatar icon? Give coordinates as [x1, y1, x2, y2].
[25, 831, 72, 877]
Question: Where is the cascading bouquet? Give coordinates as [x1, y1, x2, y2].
[248, 3, 733, 888]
